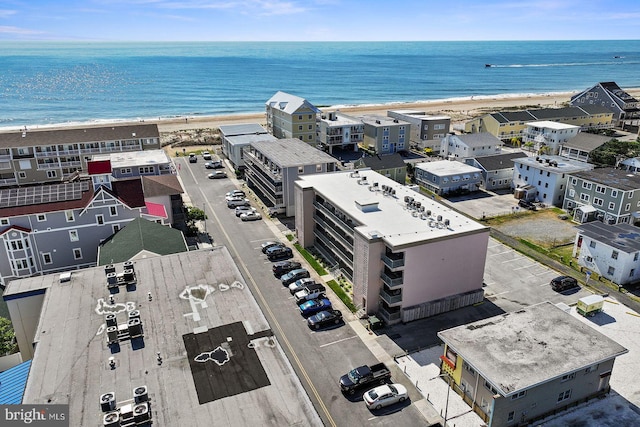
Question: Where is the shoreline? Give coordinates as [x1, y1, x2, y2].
[2, 88, 640, 134]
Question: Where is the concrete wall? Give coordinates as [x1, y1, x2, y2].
[6, 292, 46, 361]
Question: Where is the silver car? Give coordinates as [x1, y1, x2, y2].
[363, 384, 408, 410]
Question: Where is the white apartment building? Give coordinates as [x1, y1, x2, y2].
[523, 121, 580, 155]
[316, 111, 364, 153]
[295, 169, 489, 325]
[573, 221, 640, 286]
[512, 156, 594, 207]
[440, 133, 502, 160]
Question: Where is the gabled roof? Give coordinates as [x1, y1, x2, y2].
[490, 111, 537, 124]
[0, 360, 32, 404]
[529, 107, 589, 120]
[561, 132, 611, 152]
[356, 153, 406, 170]
[0, 182, 94, 217]
[266, 91, 320, 115]
[0, 225, 32, 236]
[0, 124, 159, 148]
[97, 218, 188, 265]
[572, 168, 640, 191]
[110, 178, 145, 208]
[576, 221, 640, 253]
[452, 132, 501, 147]
[472, 152, 527, 172]
[141, 175, 183, 198]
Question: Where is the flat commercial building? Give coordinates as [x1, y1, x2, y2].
[3, 249, 321, 426]
[295, 169, 489, 324]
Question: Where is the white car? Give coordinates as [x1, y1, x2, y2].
[240, 211, 262, 221]
[202, 151, 212, 160]
[288, 278, 315, 294]
[363, 384, 408, 410]
[225, 190, 246, 201]
[208, 171, 227, 179]
[235, 206, 256, 217]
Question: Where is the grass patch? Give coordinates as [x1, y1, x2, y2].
[285, 234, 294, 242]
[327, 280, 357, 312]
[294, 243, 328, 276]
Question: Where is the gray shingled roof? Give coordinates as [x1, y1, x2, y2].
[490, 111, 537, 124]
[357, 153, 406, 170]
[455, 132, 502, 147]
[576, 221, 640, 253]
[219, 123, 268, 136]
[472, 152, 527, 171]
[572, 168, 640, 191]
[561, 132, 611, 152]
[529, 107, 587, 120]
[250, 138, 336, 167]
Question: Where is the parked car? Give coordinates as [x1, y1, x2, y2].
[227, 198, 250, 208]
[340, 363, 392, 395]
[294, 283, 326, 303]
[188, 153, 197, 163]
[267, 246, 293, 261]
[518, 199, 536, 211]
[363, 384, 408, 410]
[235, 206, 256, 217]
[298, 297, 332, 317]
[307, 309, 343, 329]
[204, 160, 223, 169]
[551, 276, 579, 292]
[240, 211, 262, 221]
[261, 241, 283, 254]
[225, 190, 246, 200]
[288, 278, 315, 293]
[272, 261, 302, 277]
[280, 268, 310, 286]
[202, 151, 212, 160]
[208, 171, 227, 179]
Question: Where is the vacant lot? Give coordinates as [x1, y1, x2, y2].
[490, 209, 578, 247]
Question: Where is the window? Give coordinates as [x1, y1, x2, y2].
[42, 253, 52, 264]
[596, 185, 606, 194]
[608, 266, 615, 275]
[561, 373, 575, 382]
[121, 168, 132, 174]
[580, 193, 590, 202]
[545, 182, 548, 188]
[297, 115, 302, 120]
[612, 250, 618, 260]
[611, 190, 618, 198]
[434, 124, 445, 130]
[96, 215, 104, 225]
[569, 189, 575, 197]
[0, 218, 8, 225]
[634, 253, 639, 262]
[557, 389, 572, 403]
[113, 224, 120, 233]
[590, 241, 596, 248]
[298, 166, 304, 174]
[630, 269, 635, 277]
[511, 390, 527, 400]
[585, 364, 599, 373]
[37, 214, 46, 222]
[626, 203, 631, 211]
[593, 197, 603, 207]
[46, 170, 56, 178]
[463, 362, 476, 376]
[308, 114, 312, 120]
[298, 125, 303, 131]
[484, 381, 498, 394]
[65, 210, 75, 222]
[139, 166, 153, 174]
[571, 178, 577, 185]
[582, 182, 592, 190]
[69, 230, 79, 242]
[608, 202, 615, 210]
[73, 248, 82, 260]
[110, 206, 117, 216]
[18, 172, 26, 179]
[507, 411, 515, 422]
[308, 124, 313, 130]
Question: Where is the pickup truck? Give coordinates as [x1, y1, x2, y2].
[294, 283, 326, 304]
[339, 363, 391, 394]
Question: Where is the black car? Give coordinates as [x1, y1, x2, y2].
[280, 268, 310, 286]
[551, 276, 579, 292]
[518, 199, 536, 210]
[261, 241, 283, 254]
[307, 309, 343, 329]
[267, 246, 293, 261]
[272, 261, 302, 277]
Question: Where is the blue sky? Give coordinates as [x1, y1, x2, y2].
[1, 0, 639, 41]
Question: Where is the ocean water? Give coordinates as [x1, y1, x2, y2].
[1, 40, 639, 129]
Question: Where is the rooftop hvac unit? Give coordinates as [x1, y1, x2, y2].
[444, 219, 450, 227]
[128, 310, 140, 320]
[415, 202, 421, 209]
[102, 411, 120, 427]
[127, 318, 143, 338]
[426, 210, 431, 216]
[373, 182, 378, 188]
[437, 215, 443, 222]
[420, 206, 425, 212]
[106, 326, 119, 344]
[391, 189, 396, 195]
[123, 269, 135, 282]
[123, 260, 134, 273]
[100, 392, 116, 412]
[133, 402, 151, 422]
[106, 272, 118, 287]
[105, 313, 117, 327]
[404, 196, 410, 203]
[104, 264, 116, 276]
[133, 385, 148, 403]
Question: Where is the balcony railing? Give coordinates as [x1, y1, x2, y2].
[314, 214, 354, 248]
[381, 271, 403, 289]
[313, 201, 355, 233]
[0, 178, 18, 185]
[314, 229, 353, 265]
[379, 289, 402, 307]
[381, 254, 405, 269]
[377, 306, 401, 323]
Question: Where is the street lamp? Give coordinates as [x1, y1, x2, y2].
[432, 372, 452, 427]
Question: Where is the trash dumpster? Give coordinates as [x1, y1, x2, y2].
[577, 295, 604, 317]
[368, 315, 383, 330]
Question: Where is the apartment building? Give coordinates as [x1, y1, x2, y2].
[91, 149, 174, 179]
[295, 169, 489, 325]
[523, 121, 580, 155]
[464, 152, 527, 191]
[414, 160, 482, 195]
[464, 106, 614, 141]
[219, 123, 275, 170]
[0, 124, 161, 187]
[244, 138, 337, 217]
[573, 221, 640, 286]
[438, 302, 627, 427]
[387, 110, 450, 154]
[353, 153, 407, 185]
[316, 111, 364, 153]
[563, 168, 640, 224]
[512, 156, 593, 207]
[571, 82, 640, 126]
[360, 115, 410, 155]
[266, 91, 320, 143]
[440, 133, 502, 160]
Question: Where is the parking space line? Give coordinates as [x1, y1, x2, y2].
[319, 335, 358, 348]
[490, 250, 513, 256]
[513, 264, 535, 271]
[501, 258, 521, 263]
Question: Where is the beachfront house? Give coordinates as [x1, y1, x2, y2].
[562, 168, 640, 224]
[0, 124, 161, 187]
[464, 106, 614, 142]
[437, 301, 627, 427]
[387, 110, 450, 155]
[523, 121, 580, 155]
[512, 155, 593, 207]
[294, 169, 489, 325]
[316, 111, 364, 154]
[570, 82, 640, 128]
[219, 123, 276, 170]
[265, 91, 320, 143]
[464, 152, 527, 191]
[440, 133, 502, 160]
[414, 160, 482, 195]
[243, 138, 337, 217]
[572, 221, 640, 286]
[359, 115, 411, 155]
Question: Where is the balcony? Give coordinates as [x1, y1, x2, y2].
[314, 229, 353, 266]
[313, 201, 354, 233]
[379, 288, 402, 307]
[381, 253, 405, 269]
[0, 178, 18, 186]
[381, 271, 403, 289]
[314, 214, 354, 248]
[377, 306, 401, 324]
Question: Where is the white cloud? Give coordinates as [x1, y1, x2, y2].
[0, 9, 17, 19]
[0, 25, 43, 35]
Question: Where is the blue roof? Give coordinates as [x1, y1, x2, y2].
[0, 359, 32, 404]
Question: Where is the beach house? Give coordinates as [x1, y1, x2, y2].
[558, 132, 611, 163]
[570, 82, 640, 127]
[265, 91, 320, 143]
[440, 133, 502, 160]
[387, 110, 450, 155]
[359, 115, 411, 155]
[414, 160, 483, 195]
[219, 123, 275, 170]
[464, 152, 527, 191]
[522, 121, 580, 155]
[316, 111, 364, 154]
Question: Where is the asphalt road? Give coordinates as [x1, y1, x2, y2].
[176, 158, 428, 426]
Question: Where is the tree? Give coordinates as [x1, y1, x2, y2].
[0, 317, 15, 356]
[185, 206, 207, 236]
[590, 139, 640, 166]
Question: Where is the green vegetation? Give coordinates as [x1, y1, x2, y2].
[185, 206, 207, 236]
[326, 280, 357, 312]
[293, 243, 328, 276]
[589, 138, 640, 166]
[0, 317, 15, 356]
[285, 234, 295, 242]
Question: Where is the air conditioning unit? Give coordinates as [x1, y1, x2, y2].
[128, 310, 140, 320]
[104, 264, 116, 276]
[102, 411, 119, 427]
[127, 318, 143, 338]
[106, 326, 119, 344]
[105, 313, 117, 327]
[133, 385, 148, 403]
[133, 402, 151, 422]
[100, 392, 116, 412]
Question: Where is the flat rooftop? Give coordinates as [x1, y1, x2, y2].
[438, 302, 628, 396]
[319, 112, 363, 127]
[388, 110, 451, 120]
[513, 155, 594, 173]
[227, 133, 277, 147]
[93, 149, 170, 168]
[296, 169, 488, 248]
[218, 123, 268, 136]
[250, 138, 337, 167]
[415, 160, 483, 176]
[526, 120, 580, 130]
[8, 249, 320, 426]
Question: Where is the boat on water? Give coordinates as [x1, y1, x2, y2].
[485, 64, 492, 68]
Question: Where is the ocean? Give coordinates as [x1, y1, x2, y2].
[1, 40, 639, 130]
